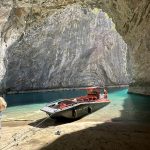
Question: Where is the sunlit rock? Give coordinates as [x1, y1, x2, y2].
[0, 2, 129, 91]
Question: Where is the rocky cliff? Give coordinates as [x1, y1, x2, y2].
[85, 0, 150, 95]
[0, 1, 129, 91]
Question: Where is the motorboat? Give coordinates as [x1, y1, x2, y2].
[41, 87, 110, 119]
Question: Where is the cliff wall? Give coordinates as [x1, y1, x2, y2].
[0, 1, 130, 91]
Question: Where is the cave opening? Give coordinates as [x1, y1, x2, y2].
[0, 1, 150, 150]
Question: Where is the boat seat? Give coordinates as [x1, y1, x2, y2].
[84, 98, 89, 102]
[59, 102, 68, 109]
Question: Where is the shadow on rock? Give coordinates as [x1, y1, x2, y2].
[39, 122, 150, 150]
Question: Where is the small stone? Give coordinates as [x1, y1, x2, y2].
[55, 130, 61, 135]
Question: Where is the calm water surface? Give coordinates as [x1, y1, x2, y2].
[3, 88, 150, 122]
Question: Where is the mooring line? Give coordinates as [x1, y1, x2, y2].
[0, 116, 50, 150]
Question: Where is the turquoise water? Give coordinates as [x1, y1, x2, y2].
[4, 89, 86, 120]
[3, 88, 150, 122]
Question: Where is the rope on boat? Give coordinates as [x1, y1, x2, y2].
[0, 115, 51, 150]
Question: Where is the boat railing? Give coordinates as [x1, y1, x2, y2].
[45, 99, 64, 106]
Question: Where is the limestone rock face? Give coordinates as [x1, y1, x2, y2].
[0, 2, 128, 91]
[85, 0, 150, 95]
[0, 0, 150, 95]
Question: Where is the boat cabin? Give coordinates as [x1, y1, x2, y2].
[86, 87, 100, 99]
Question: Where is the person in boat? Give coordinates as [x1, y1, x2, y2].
[0, 96, 7, 130]
[103, 88, 108, 99]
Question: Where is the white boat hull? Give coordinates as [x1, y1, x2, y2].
[41, 101, 110, 119]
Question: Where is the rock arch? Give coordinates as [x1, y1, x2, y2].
[84, 0, 150, 95]
[0, 0, 150, 95]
